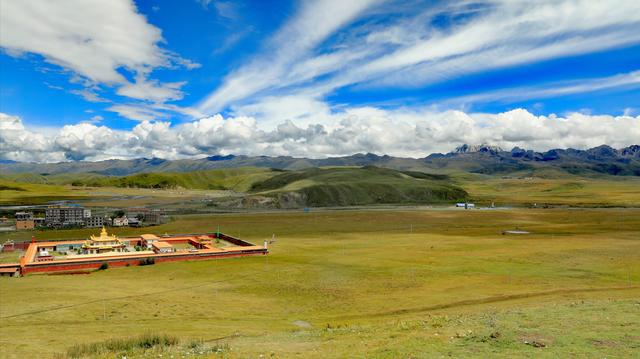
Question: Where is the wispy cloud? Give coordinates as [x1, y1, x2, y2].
[442, 70, 640, 107]
[198, 0, 640, 116]
[198, 0, 384, 113]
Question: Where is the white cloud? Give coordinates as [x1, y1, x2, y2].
[198, 0, 640, 114]
[69, 89, 109, 103]
[83, 115, 104, 124]
[54, 123, 124, 160]
[116, 76, 186, 103]
[0, 113, 64, 162]
[2, 108, 638, 163]
[441, 70, 640, 107]
[334, 0, 640, 91]
[0, 0, 198, 117]
[107, 104, 168, 123]
[198, 0, 383, 113]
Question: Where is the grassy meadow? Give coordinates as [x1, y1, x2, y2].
[458, 174, 640, 207]
[0, 208, 638, 358]
[3, 168, 640, 209]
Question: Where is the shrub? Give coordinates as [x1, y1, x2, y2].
[66, 333, 178, 358]
[98, 263, 109, 270]
[139, 258, 155, 266]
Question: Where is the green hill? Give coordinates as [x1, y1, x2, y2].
[248, 166, 467, 207]
[0, 172, 106, 185]
[0, 179, 81, 205]
[66, 167, 280, 192]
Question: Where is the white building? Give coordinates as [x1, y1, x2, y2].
[455, 203, 475, 209]
[112, 216, 129, 227]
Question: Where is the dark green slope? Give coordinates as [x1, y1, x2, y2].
[249, 166, 467, 207]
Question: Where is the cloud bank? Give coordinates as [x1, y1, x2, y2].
[2, 109, 638, 163]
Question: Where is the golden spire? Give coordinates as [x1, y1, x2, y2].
[89, 226, 119, 243]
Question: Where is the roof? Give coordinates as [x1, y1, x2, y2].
[141, 234, 160, 240]
[152, 241, 173, 249]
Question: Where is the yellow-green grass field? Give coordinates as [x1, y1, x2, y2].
[0, 208, 638, 358]
[0, 178, 233, 207]
[459, 175, 640, 207]
[4, 171, 640, 209]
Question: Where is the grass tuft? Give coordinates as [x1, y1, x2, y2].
[65, 332, 178, 358]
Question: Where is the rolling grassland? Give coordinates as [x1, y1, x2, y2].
[0, 208, 638, 358]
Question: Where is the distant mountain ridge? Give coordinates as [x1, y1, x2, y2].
[454, 144, 504, 154]
[1, 144, 639, 177]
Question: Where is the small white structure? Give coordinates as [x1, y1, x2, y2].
[152, 241, 174, 253]
[141, 233, 160, 249]
[455, 203, 475, 209]
[503, 230, 530, 235]
[112, 216, 129, 227]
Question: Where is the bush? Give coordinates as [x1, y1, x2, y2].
[139, 258, 155, 266]
[66, 332, 178, 358]
[98, 262, 109, 270]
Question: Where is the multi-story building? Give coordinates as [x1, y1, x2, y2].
[144, 211, 166, 225]
[126, 207, 151, 219]
[127, 207, 166, 226]
[45, 206, 86, 227]
[84, 215, 104, 228]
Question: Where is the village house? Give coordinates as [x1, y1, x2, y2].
[111, 216, 129, 227]
[127, 217, 141, 227]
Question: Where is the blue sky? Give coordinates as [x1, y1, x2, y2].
[0, 0, 639, 162]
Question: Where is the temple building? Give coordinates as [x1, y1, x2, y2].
[82, 227, 126, 255]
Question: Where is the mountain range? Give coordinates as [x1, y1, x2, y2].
[1, 144, 639, 177]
